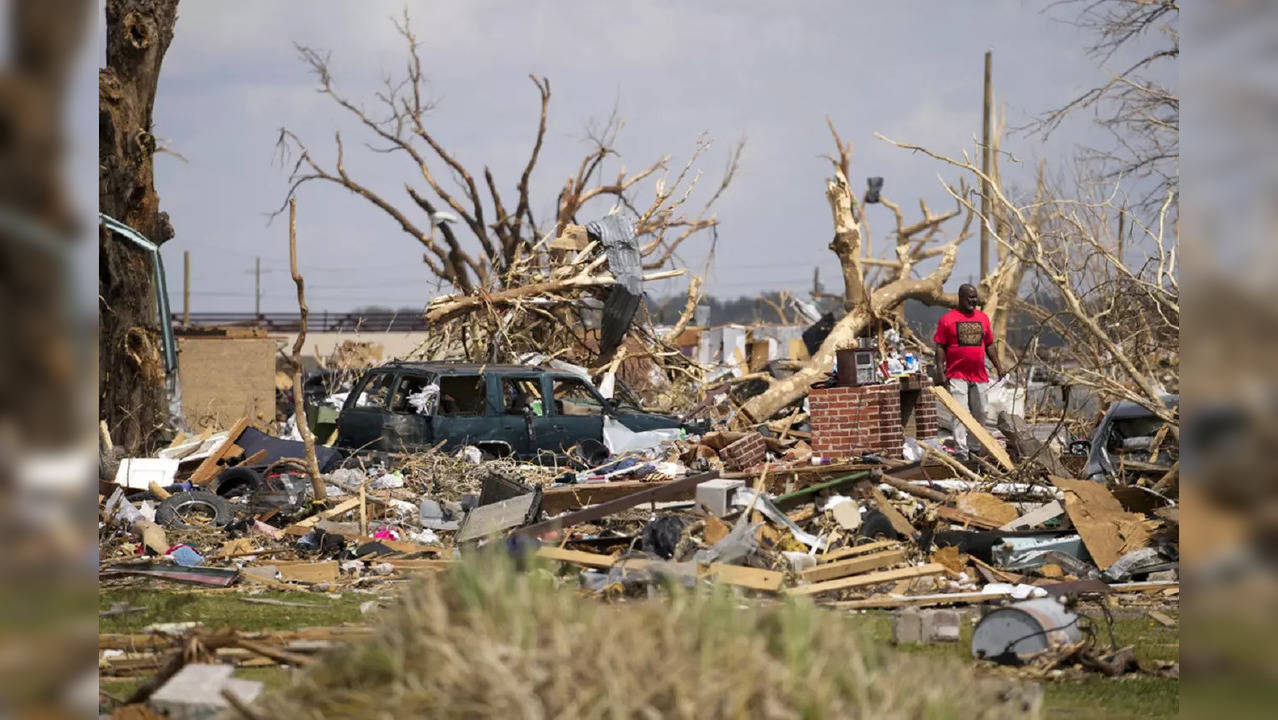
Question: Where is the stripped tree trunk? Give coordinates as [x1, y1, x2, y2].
[286, 199, 326, 502]
[99, 0, 179, 452]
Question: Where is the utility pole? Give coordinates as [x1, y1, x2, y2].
[254, 255, 261, 318]
[182, 250, 190, 327]
[980, 49, 992, 282]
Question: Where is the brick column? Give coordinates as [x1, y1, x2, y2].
[809, 383, 907, 460]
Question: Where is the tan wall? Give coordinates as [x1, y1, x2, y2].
[178, 337, 276, 430]
[267, 331, 432, 367]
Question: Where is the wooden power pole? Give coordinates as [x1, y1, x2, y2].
[980, 50, 992, 282]
[182, 250, 190, 327]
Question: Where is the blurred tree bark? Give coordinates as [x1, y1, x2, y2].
[99, 0, 179, 453]
[0, 0, 90, 449]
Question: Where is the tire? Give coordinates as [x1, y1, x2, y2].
[212, 466, 263, 499]
[156, 490, 234, 529]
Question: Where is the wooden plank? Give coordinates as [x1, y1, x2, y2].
[926, 386, 1014, 470]
[187, 416, 250, 485]
[786, 563, 945, 597]
[534, 546, 646, 569]
[999, 500, 1065, 531]
[705, 563, 783, 592]
[274, 561, 339, 583]
[516, 472, 716, 538]
[540, 479, 686, 515]
[819, 540, 900, 564]
[830, 590, 1011, 610]
[283, 498, 364, 535]
[868, 485, 916, 538]
[936, 506, 1003, 530]
[381, 558, 453, 572]
[1147, 609, 1176, 627]
[800, 549, 906, 584]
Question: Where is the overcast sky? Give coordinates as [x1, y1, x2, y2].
[126, 0, 1142, 315]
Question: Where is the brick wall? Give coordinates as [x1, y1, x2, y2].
[809, 381, 937, 459]
[720, 432, 767, 471]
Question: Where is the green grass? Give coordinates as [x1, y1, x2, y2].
[1044, 677, 1178, 718]
[99, 586, 368, 634]
[837, 606, 1179, 719]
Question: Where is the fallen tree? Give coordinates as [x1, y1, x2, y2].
[740, 123, 1016, 422]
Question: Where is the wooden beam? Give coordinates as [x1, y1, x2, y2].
[786, 563, 945, 597]
[187, 416, 250, 485]
[869, 485, 917, 538]
[830, 589, 1011, 610]
[705, 563, 783, 592]
[926, 386, 1013, 470]
[800, 548, 906, 584]
[998, 500, 1065, 531]
[818, 540, 901, 564]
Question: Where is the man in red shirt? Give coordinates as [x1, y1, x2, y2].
[933, 283, 1005, 458]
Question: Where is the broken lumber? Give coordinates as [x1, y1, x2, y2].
[819, 540, 900, 563]
[704, 563, 783, 592]
[999, 500, 1065, 531]
[926, 386, 1014, 470]
[187, 417, 250, 485]
[786, 563, 946, 597]
[830, 590, 1012, 610]
[799, 548, 906, 584]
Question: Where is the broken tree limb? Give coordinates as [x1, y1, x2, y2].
[287, 198, 326, 502]
[425, 268, 684, 323]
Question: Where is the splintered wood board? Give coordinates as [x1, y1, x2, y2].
[926, 386, 1014, 470]
[786, 563, 946, 597]
[187, 416, 250, 485]
[830, 590, 1012, 610]
[273, 561, 338, 583]
[819, 540, 900, 564]
[535, 546, 643, 569]
[800, 549, 907, 584]
[704, 563, 784, 592]
[869, 486, 917, 538]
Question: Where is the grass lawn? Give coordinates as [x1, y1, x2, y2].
[100, 581, 1178, 718]
[99, 584, 371, 706]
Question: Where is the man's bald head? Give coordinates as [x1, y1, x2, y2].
[957, 283, 980, 312]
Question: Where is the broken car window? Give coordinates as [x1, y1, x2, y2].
[354, 372, 394, 408]
[552, 378, 604, 416]
[390, 375, 439, 415]
[437, 375, 486, 416]
[501, 377, 545, 416]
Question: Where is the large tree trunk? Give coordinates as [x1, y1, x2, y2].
[99, 0, 179, 453]
[0, 0, 90, 449]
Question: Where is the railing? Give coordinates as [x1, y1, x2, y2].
[172, 311, 431, 332]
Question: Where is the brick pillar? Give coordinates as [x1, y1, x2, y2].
[809, 383, 907, 460]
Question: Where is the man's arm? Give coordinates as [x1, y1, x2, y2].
[985, 342, 1005, 380]
[934, 342, 947, 385]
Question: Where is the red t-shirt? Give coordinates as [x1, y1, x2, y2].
[933, 308, 993, 382]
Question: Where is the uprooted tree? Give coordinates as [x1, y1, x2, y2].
[738, 121, 1035, 422]
[99, 0, 180, 453]
[276, 12, 739, 378]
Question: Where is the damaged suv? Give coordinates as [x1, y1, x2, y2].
[335, 361, 686, 461]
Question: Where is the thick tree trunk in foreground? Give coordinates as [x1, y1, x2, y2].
[0, 0, 90, 449]
[99, 0, 179, 453]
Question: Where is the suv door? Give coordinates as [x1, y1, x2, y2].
[535, 375, 607, 455]
[431, 372, 500, 453]
[491, 373, 542, 457]
[337, 370, 396, 449]
[381, 371, 437, 451]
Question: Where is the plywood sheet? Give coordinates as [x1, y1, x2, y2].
[1051, 476, 1152, 570]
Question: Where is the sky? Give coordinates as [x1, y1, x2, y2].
[104, 0, 1148, 315]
